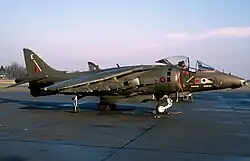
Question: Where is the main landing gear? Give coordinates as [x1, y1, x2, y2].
[97, 97, 117, 112]
[97, 101, 117, 112]
[154, 95, 173, 116]
[71, 95, 117, 113]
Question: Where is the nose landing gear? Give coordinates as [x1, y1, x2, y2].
[154, 95, 173, 115]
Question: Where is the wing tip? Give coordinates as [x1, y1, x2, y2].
[3, 84, 17, 89]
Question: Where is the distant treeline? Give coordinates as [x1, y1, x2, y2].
[0, 63, 82, 80]
[0, 62, 26, 79]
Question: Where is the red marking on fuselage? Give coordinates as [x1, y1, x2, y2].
[195, 78, 200, 84]
[35, 66, 39, 73]
[160, 77, 166, 83]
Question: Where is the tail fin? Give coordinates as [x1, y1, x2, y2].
[23, 48, 65, 76]
[88, 61, 100, 71]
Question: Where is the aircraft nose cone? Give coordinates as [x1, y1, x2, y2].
[240, 79, 249, 86]
[226, 75, 247, 89]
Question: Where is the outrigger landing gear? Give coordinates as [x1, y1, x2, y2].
[72, 95, 84, 113]
[154, 95, 173, 116]
[72, 95, 79, 113]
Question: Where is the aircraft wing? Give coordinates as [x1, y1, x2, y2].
[44, 66, 145, 91]
[5, 75, 48, 89]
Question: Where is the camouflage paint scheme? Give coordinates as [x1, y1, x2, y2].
[6, 49, 248, 113]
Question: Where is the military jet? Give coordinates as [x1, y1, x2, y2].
[6, 48, 248, 115]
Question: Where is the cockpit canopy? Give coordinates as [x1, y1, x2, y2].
[155, 56, 216, 72]
[155, 56, 190, 69]
[196, 61, 215, 71]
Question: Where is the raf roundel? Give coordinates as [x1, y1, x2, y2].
[201, 78, 207, 84]
[160, 77, 166, 83]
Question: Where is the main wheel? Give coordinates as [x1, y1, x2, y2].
[109, 103, 117, 110]
[155, 103, 167, 114]
[98, 102, 111, 112]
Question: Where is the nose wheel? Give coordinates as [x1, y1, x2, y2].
[154, 95, 173, 115]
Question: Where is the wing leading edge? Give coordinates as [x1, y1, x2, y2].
[44, 66, 146, 91]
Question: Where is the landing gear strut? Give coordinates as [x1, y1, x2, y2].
[179, 93, 193, 101]
[154, 95, 173, 115]
[175, 91, 179, 103]
[185, 93, 193, 101]
[72, 95, 84, 113]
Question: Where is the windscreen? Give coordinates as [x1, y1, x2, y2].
[196, 61, 215, 71]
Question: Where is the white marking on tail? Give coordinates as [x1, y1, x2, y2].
[30, 54, 42, 72]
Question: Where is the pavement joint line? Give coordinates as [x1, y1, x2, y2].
[35, 120, 65, 128]
[1, 138, 250, 158]
[0, 138, 120, 149]
[100, 123, 157, 161]
[221, 95, 250, 133]
[227, 104, 250, 131]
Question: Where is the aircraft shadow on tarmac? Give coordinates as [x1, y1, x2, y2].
[0, 155, 27, 161]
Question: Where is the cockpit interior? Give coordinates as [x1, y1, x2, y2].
[155, 56, 216, 72]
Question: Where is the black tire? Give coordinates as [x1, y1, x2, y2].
[98, 102, 111, 112]
[110, 103, 117, 110]
[155, 103, 167, 114]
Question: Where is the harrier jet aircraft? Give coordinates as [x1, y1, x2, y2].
[6, 49, 248, 115]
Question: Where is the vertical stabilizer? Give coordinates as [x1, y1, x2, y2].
[88, 61, 100, 71]
[23, 48, 64, 76]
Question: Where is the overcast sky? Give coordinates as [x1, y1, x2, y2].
[1, 0, 250, 78]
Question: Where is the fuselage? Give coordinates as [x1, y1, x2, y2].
[181, 69, 245, 93]
[28, 65, 182, 97]
[27, 64, 245, 103]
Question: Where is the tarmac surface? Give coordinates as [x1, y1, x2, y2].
[0, 89, 250, 161]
